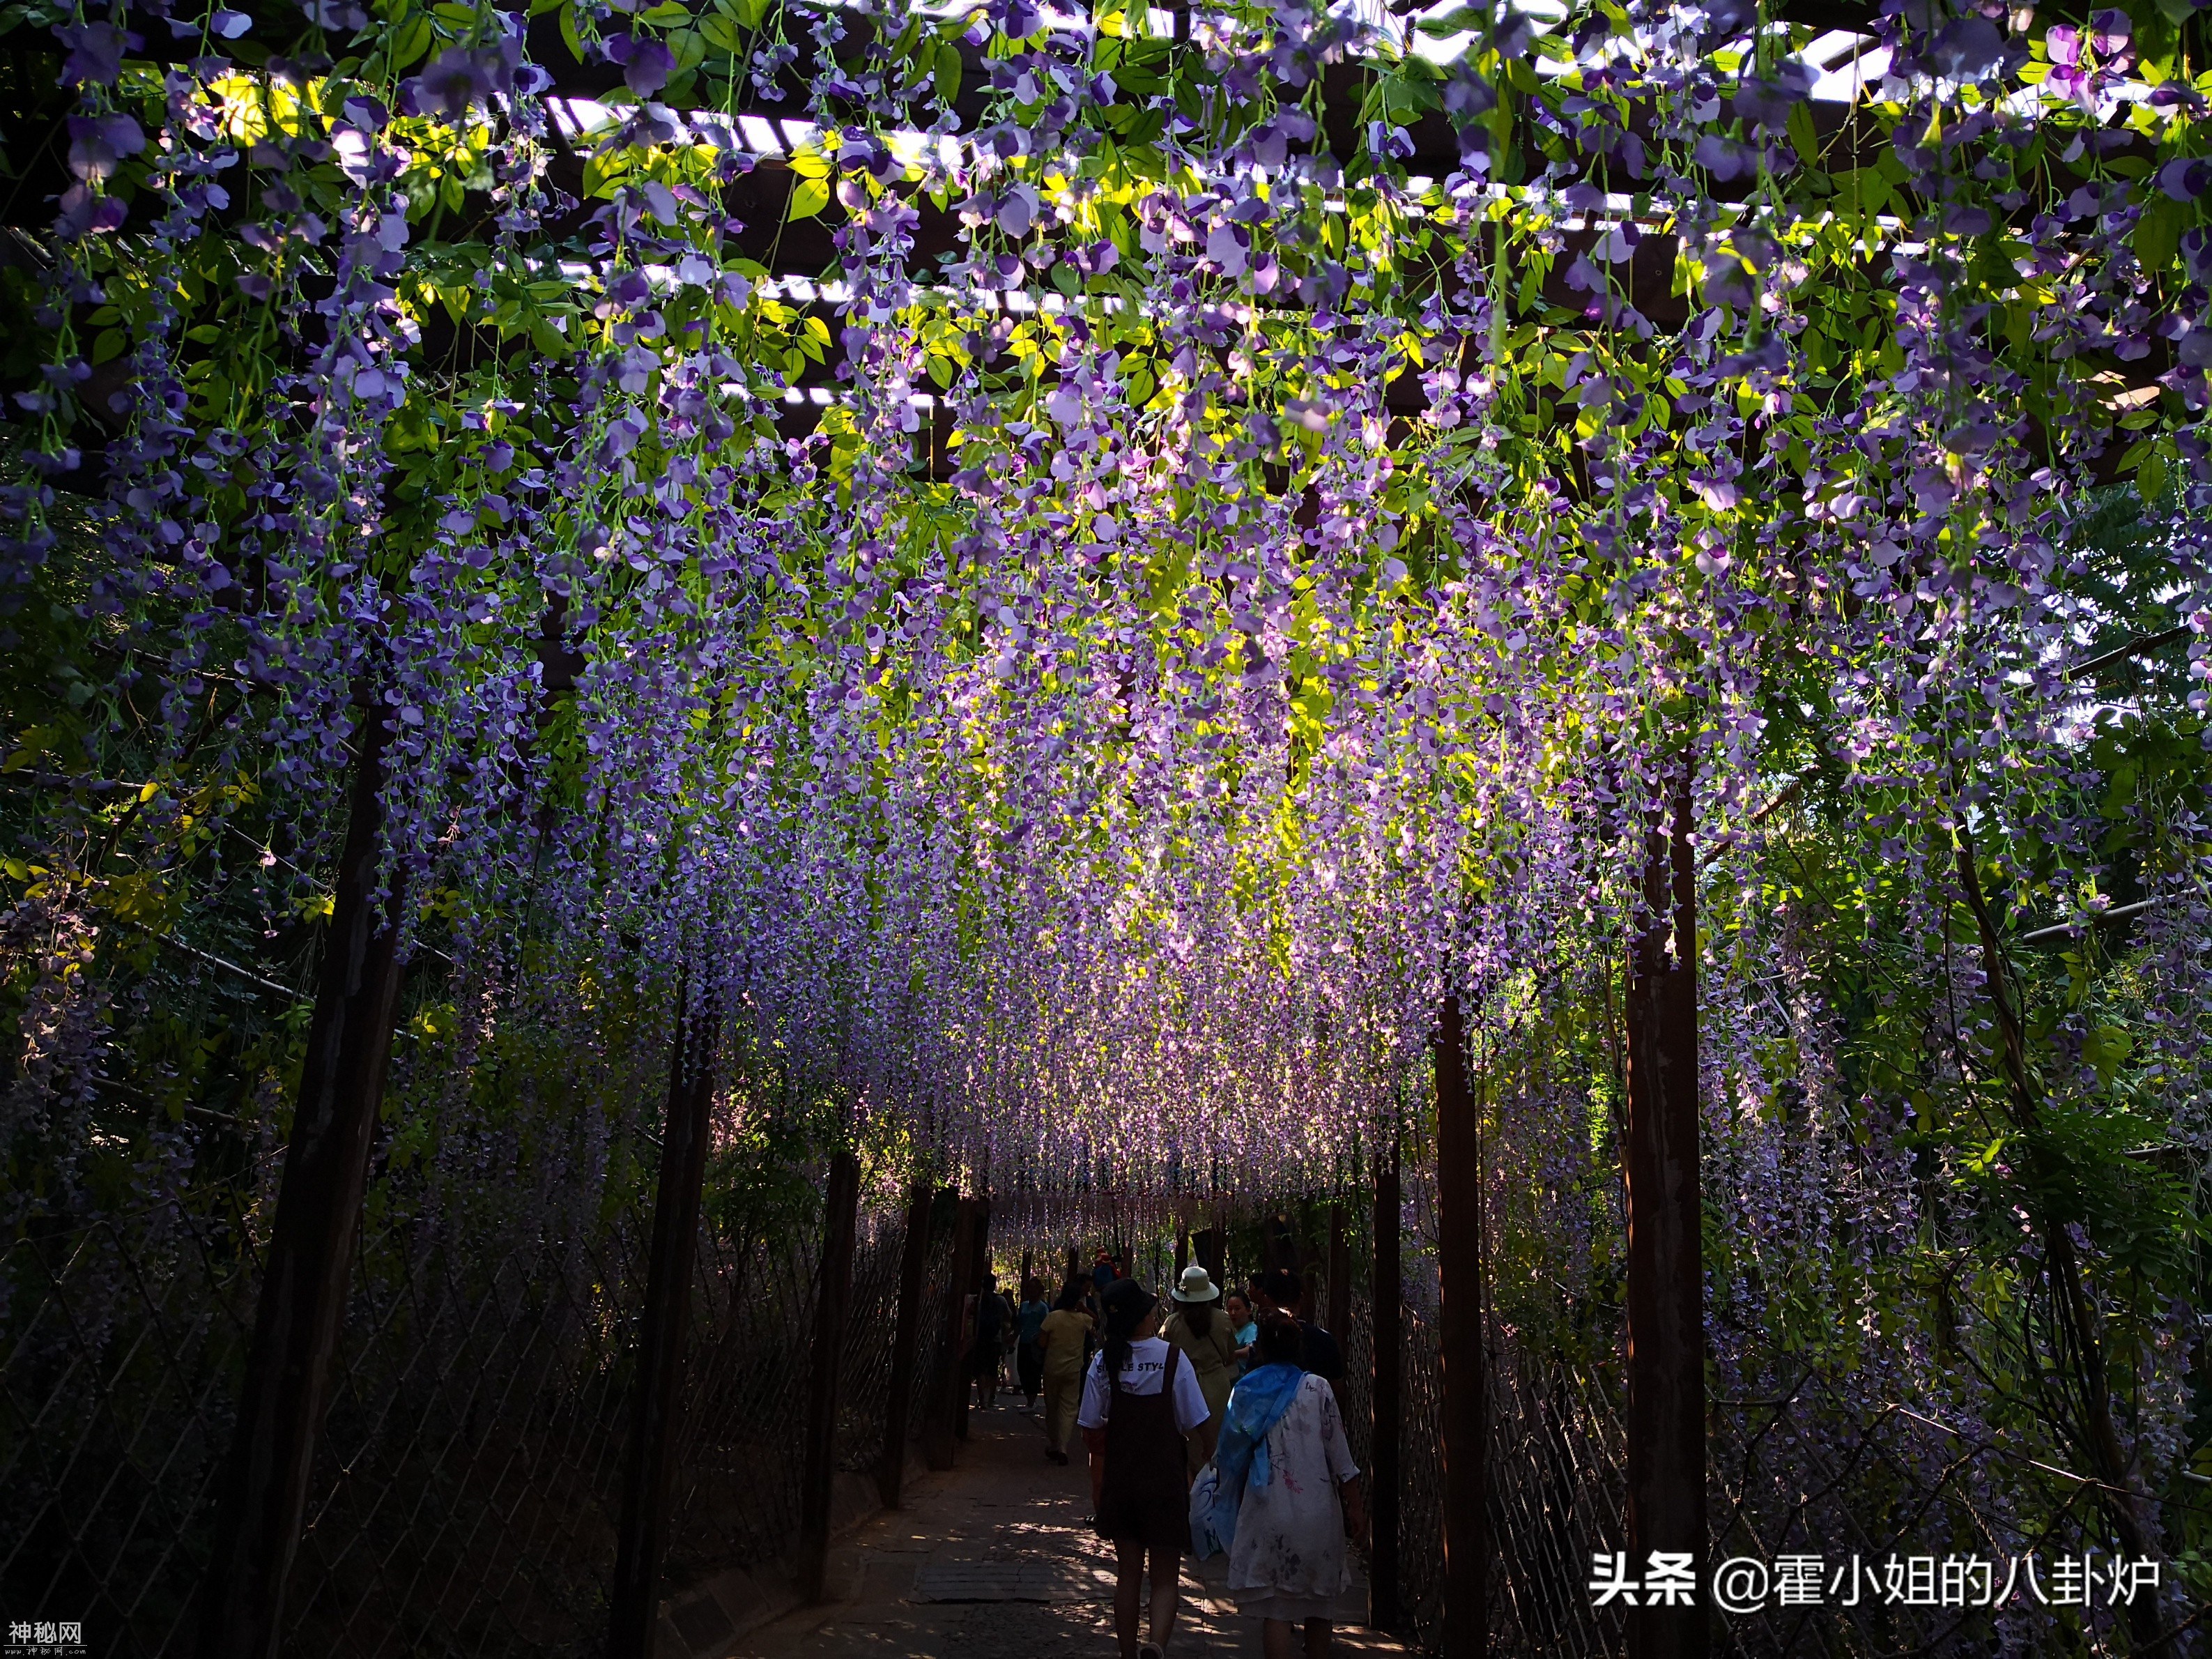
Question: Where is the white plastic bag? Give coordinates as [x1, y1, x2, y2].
[1188, 1460, 1223, 1559]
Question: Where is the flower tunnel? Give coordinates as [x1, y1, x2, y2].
[1, 0, 2210, 1651]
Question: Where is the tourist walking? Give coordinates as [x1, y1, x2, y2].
[1015, 1277, 1050, 1409]
[1037, 1281, 1093, 1464]
[1160, 1265, 1236, 1471]
[1256, 1267, 1343, 1385]
[1080, 1278, 1216, 1659]
[1205, 1313, 1367, 1659]
[1224, 1287, 1258, 1373]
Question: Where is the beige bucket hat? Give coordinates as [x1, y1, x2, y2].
[1171, 1263, 1220, 1303]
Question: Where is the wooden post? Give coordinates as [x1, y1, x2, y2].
[1326, 1204, 1351, 1350]
[198, 708, 405, 1659]
[1433, 993, 1488, 1658]
[606, 977, 721, 1659]
[798, 1149, 862, 1603]
[878, 1178, 934, 1506]
[1266, 1212, 1296, 1276]
[923, 1193, 974, 1469]
[957, 1194, 990, 1442]
[1368, 1138, 1402, 1633]
[1174, 1225, 1188, 1279]
[1192, 1228, 1220, 1280]
[1622, 770, 1707, 1659]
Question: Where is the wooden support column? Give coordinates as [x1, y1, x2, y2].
[798, 1149, 862, 1603]
[956, 1194, 990, 1442]
[923, 1193, 975, 1469]
[606, 977, 721, 1659]
[1326, 1204, 1351, 1348]
[1174, 1225, 1188, 1278]
[199, 708, 405, 1659]
[1368, 1138, 1402, 1633]
[1433, 993, 1488, 1659]
[1622, 770, 1707, 1659]
[879, 1178, 935, 1507]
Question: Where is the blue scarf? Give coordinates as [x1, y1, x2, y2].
[1209, 1362, 1303, 1554]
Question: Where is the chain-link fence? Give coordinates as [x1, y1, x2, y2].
[1, 1156, 281, 1655]
[1330, 1207, 2210, 1658]
[2, 1136, 958, 1658]
[13, 1142, 2208, 1658]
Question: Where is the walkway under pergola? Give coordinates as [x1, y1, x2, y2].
[728, 1410, 1406, 1659]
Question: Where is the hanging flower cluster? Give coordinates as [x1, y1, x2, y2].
[3, 0, 2208, 1358]
[5, 0, 2209, 1165]
[4, 0, 2209, 1631]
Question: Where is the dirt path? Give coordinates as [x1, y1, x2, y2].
[733, 1400, 1408, 1659]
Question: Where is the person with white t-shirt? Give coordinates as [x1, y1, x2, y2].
[1079, 1278, 1218, 1659]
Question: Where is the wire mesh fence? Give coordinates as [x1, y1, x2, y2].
[12, 1149, 2208, 1658]
[1331, 1205, 2210, 1659]
[2, 1136, 958, 1659]
[0, 1158, 280, 1656]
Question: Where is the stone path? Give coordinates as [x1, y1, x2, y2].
[733, 1402, 1408, 1659]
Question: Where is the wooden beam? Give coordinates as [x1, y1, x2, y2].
[606, 974, 721, 1659]
[878, 1177, 935, 1507]
[1368, 1136, 1403, 1634]
[798, 1148, 863, 1603]
[1622, 767, 1707, 1659]
[197, 705, 406, 1659]
[1433, 993, 1488, 1658]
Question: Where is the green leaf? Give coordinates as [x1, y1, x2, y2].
[698, 13, 739, 51]
[2134, 195, 2186, 271]
[935, 39, 961, 104]
[1785, 99, 1819, 167]
[1416, 4, 1487, 33]
[2140, 450, 2169, 500]
[787, 176, 829, 222]
[389, 13, 433, 69]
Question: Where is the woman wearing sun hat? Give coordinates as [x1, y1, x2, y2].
[1160, 1264, 1238, 1471]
